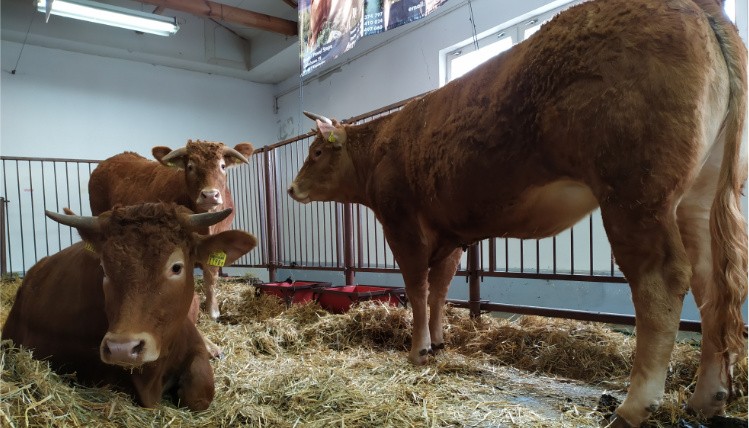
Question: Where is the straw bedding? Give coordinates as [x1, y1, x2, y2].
[1, 275, 746, 427]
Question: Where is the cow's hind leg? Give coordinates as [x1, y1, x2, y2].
[427, 247, 463, 354]
[602, 209, 692, 427]
[202, 265, 220, 320]
[678, 160, 746, 417]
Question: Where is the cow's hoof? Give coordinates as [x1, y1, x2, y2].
[429, 343, 445, 355]
[409, 348, 430, 365]
[687, 390, 729, 419]
[605, 413, 634, 428]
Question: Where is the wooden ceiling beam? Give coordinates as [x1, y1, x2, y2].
[134, 0, 298, 36]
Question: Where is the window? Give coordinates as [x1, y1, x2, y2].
[443, 1, 580, 84]
[443, 0, 738, 84]
[449, 35, 513, 81]
[725, 0, 735, 22]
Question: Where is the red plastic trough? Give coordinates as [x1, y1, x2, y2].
[256, 280, 332, 308]
[313, 285, 407, 314]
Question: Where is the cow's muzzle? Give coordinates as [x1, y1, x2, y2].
[100, 332, 159, 367]
[287, 183, 310, 204]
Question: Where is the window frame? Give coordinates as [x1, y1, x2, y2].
[443, 1, 581, 84]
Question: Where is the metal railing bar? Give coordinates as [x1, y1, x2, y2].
[570, 224, 574, 275]
[589, 214, 594, 276]
[520, 239, 524, 273]
[2, 161, 12, 274]
[64, 162, 72, 244]
[28, 161, 38, 264]
[504, 238, 509, 273]
[15, 160, 25, 273]
[41, 162, 49, 257]
[53, 162, 61, 251]
[76, 163, 84, 216]
[1, 156, 100, 163]
[445, 299, 701, 332]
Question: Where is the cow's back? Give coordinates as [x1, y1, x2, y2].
[368, 0, 729, 239]
[2, 243, 115, 383]
[89, 152, 190, 215]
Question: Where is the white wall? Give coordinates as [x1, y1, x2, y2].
[1, 41, 277, 160]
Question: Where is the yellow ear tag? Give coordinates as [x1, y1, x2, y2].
[208, 251, 227, 267]
[328, 132, 336, 143]
[84, 242, 95, 253]
[167, 162, 176, 167]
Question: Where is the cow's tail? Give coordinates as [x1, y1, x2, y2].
[700, 0, 748, 378]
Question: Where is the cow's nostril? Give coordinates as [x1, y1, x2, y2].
[103, 343, 112, 355]
[132, 340, 145, 357]
[288, 186, 294, 196]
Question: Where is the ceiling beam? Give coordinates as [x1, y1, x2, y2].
[134, 0, 298, 36]
[279, 0, 298, 9]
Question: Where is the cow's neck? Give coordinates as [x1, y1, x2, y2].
[342, 118, 392, 206]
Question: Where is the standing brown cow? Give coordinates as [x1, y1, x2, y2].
[89, 140, 254, 320]
[2, 203, 257, 410]
[288, 0, 747, 426]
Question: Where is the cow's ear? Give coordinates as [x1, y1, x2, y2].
[225, 143, 254, 167]
[317, 120, 345, 149]
[152, 146, 185, 169]
[193, 230, 258, 269]
[234, 143, 255, 159]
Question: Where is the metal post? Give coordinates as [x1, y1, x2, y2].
[467, 243, 481, 318]
[0, 197, 6, 276]
[263, 148, 277, 283]
[343, 202, 355, 285]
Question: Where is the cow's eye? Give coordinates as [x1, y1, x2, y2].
[171, 264, 183, 275]
[315, 150, 322, 157]
[100, 265, 107, 278]
[221, 163, 226, 170]
[187, 164, 194, 172]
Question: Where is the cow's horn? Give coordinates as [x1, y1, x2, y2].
[303, 111, 333, 125]
[187, 208, 233, 228]
[46, 210, 98, 231]
[222, 146, 249, 164]
[160, 146, 188, 164]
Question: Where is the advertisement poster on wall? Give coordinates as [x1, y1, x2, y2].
[299, 0, 448, 76]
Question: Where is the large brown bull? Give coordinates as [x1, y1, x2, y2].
[89, 140, 254, 320]
[2, 203, 257, 410]
[288, 0, 747, 426]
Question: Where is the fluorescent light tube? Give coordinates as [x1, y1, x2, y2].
[37, 0, 179, 36]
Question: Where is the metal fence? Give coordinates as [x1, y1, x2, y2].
[8, 96, 695, 330]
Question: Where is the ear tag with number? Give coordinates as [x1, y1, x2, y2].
[208, 251, 227, 267]
[328, 132, 336, 143]
[84, 242, 96, 253]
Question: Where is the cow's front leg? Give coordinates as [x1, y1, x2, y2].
[427, 247, 463, 354]
[403, 265, 431, 365]
[202, 265, 220, 320]
[188, 292, 223, 358]
[385, 229, 432, 365]
[177, 347, 215, 411]
[131, 366, 164, 409]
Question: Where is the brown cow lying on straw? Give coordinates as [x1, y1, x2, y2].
[2, 203, 257, 410]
